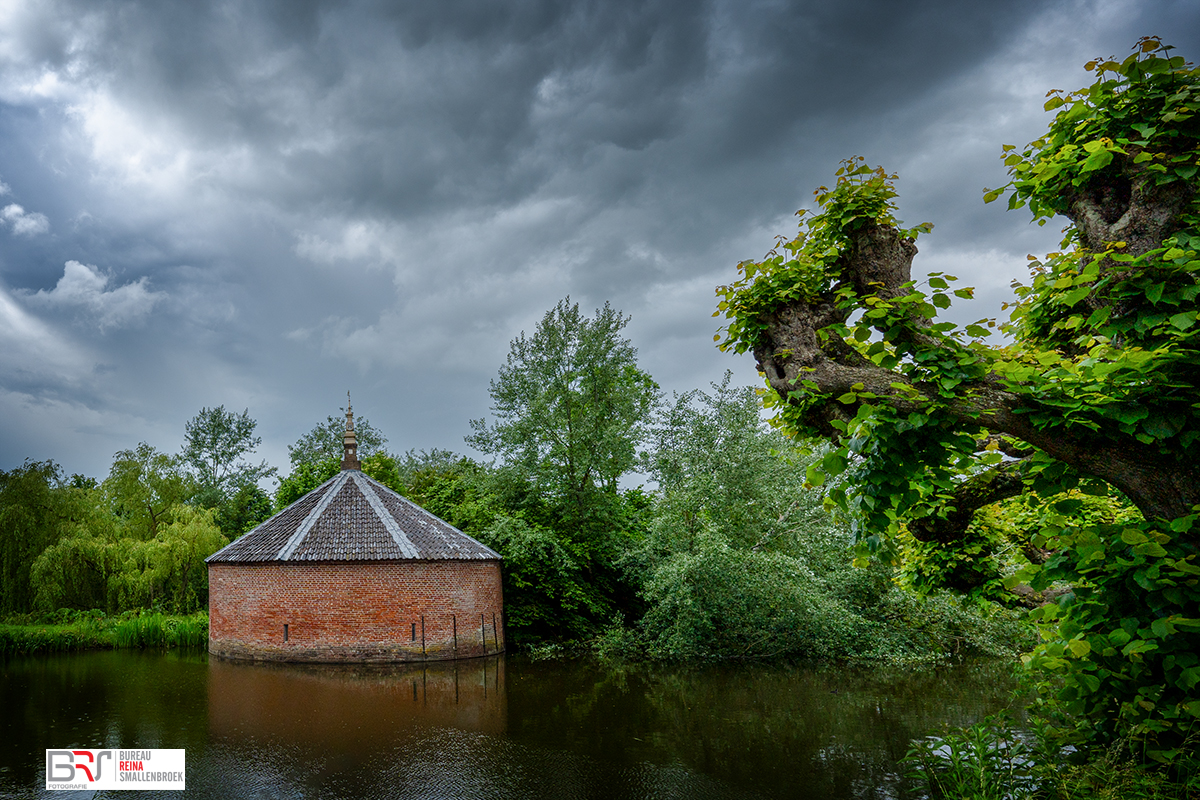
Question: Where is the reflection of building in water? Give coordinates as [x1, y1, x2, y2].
[206, 399, 504, 663]
[207, 655, 507, 747]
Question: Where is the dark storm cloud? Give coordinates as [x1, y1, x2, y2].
[0, 0, 1197, 478]
[25, 0, 1045, 218]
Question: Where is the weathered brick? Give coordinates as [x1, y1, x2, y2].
[209, 560, 505, 663]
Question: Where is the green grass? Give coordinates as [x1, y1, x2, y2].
[0, 610, 208, 656]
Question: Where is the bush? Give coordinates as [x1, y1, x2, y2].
[903, 715, 1200, 800]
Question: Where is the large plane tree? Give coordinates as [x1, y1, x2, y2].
[717, 38, 1200, 757]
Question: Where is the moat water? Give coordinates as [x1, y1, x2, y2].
[0, 650, 1020, 799]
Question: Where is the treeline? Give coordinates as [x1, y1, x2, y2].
[0, 406, 273, 616]
[0, 299, 1042, 662]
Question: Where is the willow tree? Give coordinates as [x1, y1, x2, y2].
[717, 39, 1200, 756]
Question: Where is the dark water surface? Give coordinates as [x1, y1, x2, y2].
[0, 650, 1019, 799]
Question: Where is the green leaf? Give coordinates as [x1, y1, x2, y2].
[821, 452, 847, 476]
[1121, 529, 1150, 545]
[1122, 638, 1159, 656]
[1169, 311, 1197, 330]
[1060, 286, 1092, 307]
[1151, 617, 1176, 639]
[1081, 149, 1114, 172]
[805, 463, 826, 487]
[1134, 541, 1169, 558]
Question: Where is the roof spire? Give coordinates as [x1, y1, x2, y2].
[341, 391, 361, 471]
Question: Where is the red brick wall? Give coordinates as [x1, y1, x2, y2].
[208, 560, 504, 663]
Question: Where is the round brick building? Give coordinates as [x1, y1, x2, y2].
[206, 406, 504, 663]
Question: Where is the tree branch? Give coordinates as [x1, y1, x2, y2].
[908, 459, 1029, 543]
[752, 220, 1200, 522]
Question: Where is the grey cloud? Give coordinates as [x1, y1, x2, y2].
[1, 203, 49, 236]
[22, 260, 164, 329]
[0, 0, 1198, 479]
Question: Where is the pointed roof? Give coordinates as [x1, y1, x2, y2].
[207, 401, 499, 563]
[206, 470, 500, 563]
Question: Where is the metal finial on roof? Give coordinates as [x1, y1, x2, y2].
[341, 392, 361, 471]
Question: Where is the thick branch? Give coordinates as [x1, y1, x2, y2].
[908, 459, 1028, 543]
[1065, 153, 1194, 258]
[753, 222, 1200, 524]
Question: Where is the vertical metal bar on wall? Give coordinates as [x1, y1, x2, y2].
[492, 613, 498, 651]
[481, 613, 486, 654]
[452, 614, 457, 655]
[420, 615, 426, 658]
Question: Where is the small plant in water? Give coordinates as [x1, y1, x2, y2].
[903, 715, 1037, 800]
[904, 715, 1200, 799]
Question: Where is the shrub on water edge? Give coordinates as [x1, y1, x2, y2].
[904, 715, 1040, 800]
[166, 614, 208, 649]
[112, 611, 208, 649]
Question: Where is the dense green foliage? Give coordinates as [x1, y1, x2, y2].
[467, 298, 659, 496]
[604, 378, 1027, 663]
[715, 37, 1200, 774]
[462, 298, 660, 640]
[0, 406, 284, 617]
[904, 713, 1200, 799]
[0, 462, 95, 614]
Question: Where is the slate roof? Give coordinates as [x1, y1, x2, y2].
[206, 470, 501, 563]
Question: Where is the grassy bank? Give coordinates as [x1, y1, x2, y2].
[0, 609, 208, 656]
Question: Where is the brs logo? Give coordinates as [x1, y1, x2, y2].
[46, 750, 113, 783]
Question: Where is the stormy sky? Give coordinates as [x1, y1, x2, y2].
[0, 0, 1197, 482]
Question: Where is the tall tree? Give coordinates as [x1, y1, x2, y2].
[466, 298, 659, 638]
[717, 39, 1200, 754]
[181, 406, 275, 507]
[103, 443, 194, 538]
[467, 297, 659, 498]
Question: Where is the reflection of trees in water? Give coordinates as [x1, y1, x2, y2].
[0, 649, 211, 790]
[1, 651, 1019, 800]
[506, 658, 1020, 799]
